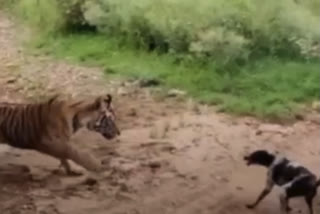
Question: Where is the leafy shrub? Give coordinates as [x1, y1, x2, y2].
[6, 0, 90, 33]
[189, 27, 249, 64]
[5, 0, 320, 60]
[10, 0, 63, 33]
[55, 0, 88, 31]
[82, 0, 320, 61]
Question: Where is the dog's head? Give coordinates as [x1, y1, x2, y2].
[244, 150, 275, 167]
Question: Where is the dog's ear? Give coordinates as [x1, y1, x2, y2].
[244, 155, 252, 166]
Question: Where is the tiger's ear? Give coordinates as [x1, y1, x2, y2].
[105, 94, 112, 106]
[92, 94, 112, 110]
[47, 94, 60, 105]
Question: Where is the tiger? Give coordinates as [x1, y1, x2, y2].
[0, 93, 120, 176]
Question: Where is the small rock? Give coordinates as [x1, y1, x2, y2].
[214, 176, 229, 183]
[148, 160, 162, 169]
[158, 172, 175, 179]
[82, 177, 98, 186]
[116, 192, 137, 201]
[167, 89, 186, 97]
[294, 113, 304, 120]
[29, 189, 51, 198]
[117, 87, 128, 96]
[170, 201, 177, 207]
[161, 145, 176, 153]
[5, 62, 18, 69]
[222, 177, 229, 183]
[236, 186, 244, 191]
[6, 164, 30, 173]
[255, 130, 263, 135]
[312, 101, 320, 112]
[22, 204, 33, 210]
[215, 176, 222, 181]
[127, 108, 137, 117]
[139, 78, 161, 87]
[126, 209, 140, 214]
[176, 172, 188, 178]
[102, 170, 112, 177]
[214, 155, 225, 162]
[6, 78, 17, 84]
[256, 124, 292, 136]
[306, 114, 320, 125]
[190, 175, 198, 180]
[151, 179, 161, 187]
[119, 182, 130, 192]
[112, 162, 140, 174]
[310, 151, 316, 156]
[104, 67, 116, 74]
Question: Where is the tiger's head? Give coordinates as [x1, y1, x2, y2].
[91, 94, 120, 140]
[71, 94, 120, 140]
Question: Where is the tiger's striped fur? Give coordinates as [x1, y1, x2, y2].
[0, 94, 120, 175]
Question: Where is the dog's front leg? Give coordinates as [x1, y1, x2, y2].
[247, 178, 274, 209]
[279, 190, 290, 214]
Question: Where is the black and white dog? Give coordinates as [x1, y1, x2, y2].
[244, 150, 320, 214]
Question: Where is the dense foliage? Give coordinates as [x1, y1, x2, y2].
[5, 0, 320, 63]
[1, 0, 319, 120]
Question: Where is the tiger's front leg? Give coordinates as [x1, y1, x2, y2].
[65, 143, 104, 174]
[60, 159, 83, 176]
[38, 139, 103, 176]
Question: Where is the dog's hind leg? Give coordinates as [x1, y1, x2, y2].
[285, 176, 317, 214]
[305, 192, 315, 214]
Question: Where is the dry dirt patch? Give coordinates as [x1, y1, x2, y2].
[0, 11, 319, 214]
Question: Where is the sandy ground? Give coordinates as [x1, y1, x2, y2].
[0, 11, 319, 214]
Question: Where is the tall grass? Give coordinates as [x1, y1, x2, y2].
[83, 0, 320, 60]
[1, 0, 89, 33]
[2, 0, 320, 121]
[32, 34, 320, 121]
[4, 0, 320, 60]
[1, 0, 63, 33]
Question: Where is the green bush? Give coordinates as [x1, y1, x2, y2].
[55, 0, 88, 31]
[82, 0, 320, 61]
[10, 0, 63, 33]
[2, 0, 319, 120]
[5, 0, 89, 33]
[4, 0, 320, 60]
[0, 0, 18, 9]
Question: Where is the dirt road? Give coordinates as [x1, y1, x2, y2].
[0, 11, 319, 214]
